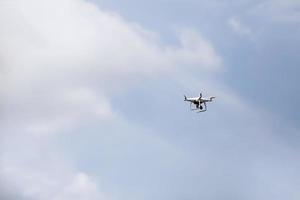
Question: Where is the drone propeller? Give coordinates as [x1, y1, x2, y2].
[184, 95, 187, 101]
[198, 93, 202, 100]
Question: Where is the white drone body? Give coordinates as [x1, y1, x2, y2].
[184, 93, 215, 112]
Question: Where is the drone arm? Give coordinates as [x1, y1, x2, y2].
[209, 96, 216, 101]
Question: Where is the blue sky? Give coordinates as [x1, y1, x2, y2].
[1, 0, 300, 200]
[94, 0, 300, 125]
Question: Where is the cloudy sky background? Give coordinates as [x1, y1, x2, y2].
[1, 0, 300, 199]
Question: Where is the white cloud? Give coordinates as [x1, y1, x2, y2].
[53, 173, 106, 200]
[1, 155, 106, 200]
[228, 17, 252, 36]
[166, 29, 222, 70]
[0, 0, 221, 136]
[0, 0, 222, 199]
[251, 0, 300, 23]
[1, 0, 300, 199]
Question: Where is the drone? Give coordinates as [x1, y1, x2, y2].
[184, 93, 215, 112]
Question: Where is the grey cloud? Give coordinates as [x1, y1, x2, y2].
[250, 0, 300, 23]
[1, 0, 300, 200]
[0, 0, 222, 199]
[0, 178, 30, 200]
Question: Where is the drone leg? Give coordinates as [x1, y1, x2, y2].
[190, 102, 200, 111]
[190, 102, 197, 111]
[197, 102, 207, 113]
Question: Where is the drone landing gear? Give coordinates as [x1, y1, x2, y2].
[197, 109, 206, 113]
[190, 102, 199, 111]
[190, 102, 207, 112]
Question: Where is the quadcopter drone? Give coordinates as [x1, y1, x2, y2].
[184, 93, 215, 112]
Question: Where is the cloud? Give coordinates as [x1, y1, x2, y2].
[1, 151, 106, 200]
[0, 0, 221, 135]
[167, 29, 222, 70]
[53, 173, 106, 200]
[2, 0, 299, 200]
[251, 0, 300, 23]
[228, 17, 252, 36]
[0, 0, 222, 199]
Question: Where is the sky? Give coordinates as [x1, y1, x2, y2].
[0, 0, 300, 200]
